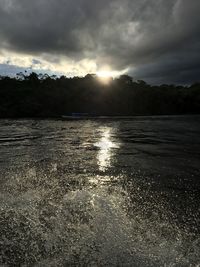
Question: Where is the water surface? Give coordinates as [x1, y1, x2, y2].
[0, 116, 200, 266]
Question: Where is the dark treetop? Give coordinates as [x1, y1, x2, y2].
[0, 73, 200, 118]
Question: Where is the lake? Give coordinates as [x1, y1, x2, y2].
[0, 116, 200, 266]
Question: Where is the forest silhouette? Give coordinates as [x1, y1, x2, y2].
[0, 72, 199, 118]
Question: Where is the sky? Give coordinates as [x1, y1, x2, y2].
[0, 0, 200, 84]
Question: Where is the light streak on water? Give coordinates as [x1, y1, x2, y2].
[95, 127, 119, 172]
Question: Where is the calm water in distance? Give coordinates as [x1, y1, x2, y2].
[0, 115, 200, 266]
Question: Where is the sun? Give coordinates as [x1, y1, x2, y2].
[96, 70, 114, 84]
[97, 70, 113, 78]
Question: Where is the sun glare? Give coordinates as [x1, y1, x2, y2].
[97, 71, 112, 78]
[96, 71, 114, 84]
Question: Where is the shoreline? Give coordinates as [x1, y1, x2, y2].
[0, 113, 200, 121]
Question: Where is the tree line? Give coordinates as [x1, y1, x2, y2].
[0, 72, 199, 117]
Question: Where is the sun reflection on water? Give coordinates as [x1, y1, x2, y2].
[95, 127, 119, 172]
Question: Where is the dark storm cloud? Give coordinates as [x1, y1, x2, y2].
[0, 0, 200, 83]
[0, 0, 110, 56]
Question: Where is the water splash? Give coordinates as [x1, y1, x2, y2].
[0, 119, 200, 266]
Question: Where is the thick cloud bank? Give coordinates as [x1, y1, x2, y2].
[0, 0, 200, 83]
